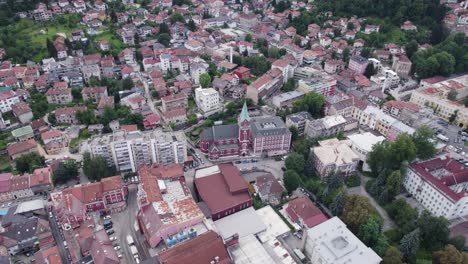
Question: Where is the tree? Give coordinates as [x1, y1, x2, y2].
[46, 38, 57, 58]
[283, 170, 301, 193]
[447, 90, 458, 101]
[293, 92, 325, 117]
[199, 73, 212, 88]
[411, 125, 437, 159]
[187, 114, 198, 125]
[285, 153, 305, 174]
[330, 190, 346, 216]
[170, 12, 185, 23]
[82, 152, 114, 181]
[159, 23, 171, 34]
[15, 153, 45, 174]
[364, 63, 376, 78]
[76, 109, 96, 125]
[289, 126, 299, 142]
[386, 199, 418, 229]
[358, 215, 382, 247]
[245, 33, 252, 42]
[449, 236, 466, 251]
[282, 78, 296, 92]
[48, 113, 57, 125]
[53, 159, 79, 184]
[122, 77, 134, 90]
[187, 19, 196, 31]
[382, 246, 404, 264]
[386, 170, 402, 198]
[433, 244, 465, 264]
[417, 210, 449, 250]
[341, 194, 377, 233]
[399, 228, 420, 260]
[405, 40, 418, 59]
[157, 33, 171, 47]
[342, 48, 351, 62]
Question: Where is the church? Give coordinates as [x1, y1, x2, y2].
[199, 102, 291, 160]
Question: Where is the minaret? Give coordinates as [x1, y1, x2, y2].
[238, 101, 251, 156]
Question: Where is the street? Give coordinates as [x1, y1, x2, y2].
[48, 209, 71, 264]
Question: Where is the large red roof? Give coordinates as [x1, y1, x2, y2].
[287, 196, 328, 228]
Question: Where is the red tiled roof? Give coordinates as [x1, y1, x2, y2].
[46, 88, 71, 96]
[121, 124, 138, 132]
[158, 230, 231, 264]
[82, 86, 107, 95]
[7, 139, 37, 157]
[138, 164, 163, 203]
[55, 106, 86, 116]
[30, 167, 51, 187]
[101, 176, 123, 192]
[11, 102, 32, 116]
[287, 196, 328, 228]
[41, 129, 62, 141]
[383, 100, 420, 112]
[162, 108, 186, 119]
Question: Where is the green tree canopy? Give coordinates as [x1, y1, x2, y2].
[15, 153, 45, 174]
[285, 153, 305, 174]
[53, 159, 79, 184]
[283, 170, 301, 193]
[341, 194, 379, 233]
[416, 210, 449, 250]
[399, 228, 420, 260]
[199, 73, 212, 88]
[382, 246, 404, 264]
[82, 152, 115, 182]
[411, 125, 437, 159]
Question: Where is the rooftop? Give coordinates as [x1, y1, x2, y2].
[214, 207, 267, 240]
[313, 138, 359, 166]
[286, 196, 328, 228]
[347, 132, 385, 153]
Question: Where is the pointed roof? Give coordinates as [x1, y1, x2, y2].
[239, 101, 251, 122]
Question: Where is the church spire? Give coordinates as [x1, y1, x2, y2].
[239, 101, 251, 122]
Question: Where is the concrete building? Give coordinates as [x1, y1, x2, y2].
[246, 68, 283, 104]
[370, 69, 399, 91]
[392, 55, 412, 76]
[297, 76, 336, 97]
[250, 116, 291, 156]
[11, 102, 33, 124]
[286, 111, 313, 136]
[194, 87, 223, 117]
[81, 86, 108, 103]
[404, 156, 468, 220]
[348, 55, 368, 74]
[271, 90, 305, 108]
[85, 129, 187, 172]
[254, 173, 284, 206]
[161, 93, 188, 112]
[305, 115, 357, 139]
[45, 87, 73, 104]
[312, 138, 360, 178]
[55, 106, 87, 124]
[347, 132, 385, 171]
[285, 196, 328, 229]
[304, 217, 382, 264]
[0, 90, 20, 113]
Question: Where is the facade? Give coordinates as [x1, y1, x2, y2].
[271, 90, 305, 108]
[305, 115, 357, 139]
[0, 90, 20, 113]
[7, 139, 39, 160]
[246, 68, 283, 104]
[11, 125, 34, 142]
[403, 157, 468, 220]
[409, 75, 468, 127]
[392, 55, 412, 76]
[370, 69, 400, 91]
[382, 100, 420, 118]
[55, 106, 87, 124]
[50, 176, 126, 228]
[250, 116, 292, 156]
[85, 129, 187, 172]
[81, 86, 108, 103]
[285, 111, 313, 136]
[254, 173, 284, 205]
[0, 168, 52, 202]
[46, 87, 73, 104]
[348, 55, 368, 74]
[11, 102, 33, 124]
[297, 77, 336, 97]
[161, 93, 188, 112]
[304, 217, 382, 264]
[194, 164, 252, 220]
[347, 132, 385, 171]
[194, 87, 222, 117]
[312, 138, 360, 178]
[285, 196, 328, 229]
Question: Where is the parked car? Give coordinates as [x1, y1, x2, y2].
[109, 236, 117, 241]
[114, 246, 121, 250]
[103, 215, 111, 220]
[235, 161, 242, 164]
[106, 230, 114, 235]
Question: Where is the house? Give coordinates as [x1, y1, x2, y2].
[161, 108, 187, 124]
[254, 173, 284, 205]
[382, 100, 420, 118]
[239, 13, 258, 28]
[55, 106, 87, 124]
[41, 129, 66, 154]
[348, 56, 368, 74]
[401, 20, 417, 31]
[11, 102, 33, 124]
[364, 24, 380, 34]
[392, 55, 412, 76]
[97, 96, 115, 115]
[0, 90, 20, 113]
[347, 132, 385, 171]
[46, 87, 73, 104]
[233, 66, 251, 80]
[195, 87, 223, 117]
[11, 126, 34, 142]
[82, 86, 108, 103]
[194, 163, 252, 220]
[143, 113, 160, 130]
[312, 138, 360, 178]
[324, 60, 345, 74]
[161, 93, 188, 112]
[285, 196, 328, 229]
[7, 139, 39, 160]
[285, 111, 313, 136]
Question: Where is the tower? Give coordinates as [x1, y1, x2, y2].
[238, 101, 251, 156]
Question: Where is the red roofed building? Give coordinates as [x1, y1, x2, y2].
[404, 156, 468, 220]
[34, 245, 62, 264]
[158, 230, 231, 264]
[246, 68, 283, 104]
[233, 66, 250, 80]
[382, 100, 420, 118]
[7, 139, 39, 160]
[55, 106, 87, 124]
[143, 113, 161, 130]
[194, 163, 252, 220]
[285, 196, 328, 229]
[50, 176, 127, 228]
[81, 86, 108, 103]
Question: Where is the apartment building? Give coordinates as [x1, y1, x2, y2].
[81, 86, 108, 103]
[305, 115, 357, 139]
[297, 75, 337, 97]
[348, 55, 368, 74]
[0, 90, 20, 113]
[85, 129, 187, 172]
[161, 93, 188, 112]
[45, 87, 73, 104]
[246, 68, 283, 104]
[195, 87, 222, 117]
[285, 111, 313, 136]
[312, 138, 360, 178]
[409, 74, 468, 127]
[347, 132, 385, 171]
[404, 156, 468, 220]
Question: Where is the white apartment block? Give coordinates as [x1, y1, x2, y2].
[404, 156, 468, 220]
[370, 69, 399, 91]
[347, 132, 385, 171]
[312, 138, 359, 178]
[0, 91, 20, 113]
[410, 74, 468, 127]
[305, 217, 382, 264]
[195, 87, 222, 117]
[85, 129, 187, 172]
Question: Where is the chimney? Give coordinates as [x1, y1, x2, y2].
[215, 256, 220, 262]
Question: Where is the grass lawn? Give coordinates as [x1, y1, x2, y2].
[95, 31, 125, 50]
[0, 154, 11, 171]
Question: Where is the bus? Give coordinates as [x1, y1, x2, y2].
[293, 248, 306, 263]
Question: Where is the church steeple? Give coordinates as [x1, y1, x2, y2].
[239, 101, 251, 122]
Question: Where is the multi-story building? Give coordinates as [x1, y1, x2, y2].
[392, 55, 412, 76]
[0, 90, 20, 113]
[195, 87, 222, 117]
[55, 106, 87, 124]
[246, 68, 283, 104]
[0, 167, 52, 202]
[285, 196, 328, 229]
[305, 115, 357, 139]
[286, 111, 313, 136]
[11, 102, 33, 124]
[404, 156, 468, 220]
[272, 90, 305, 109]
[161, 93, 188, 112]
[382, 100, 420, 118]
[312, 138, 360, 178]
[348, 55, 368, 74]
[46, 87, 73, 104]
[239, 13, 258, 28]
[81, 86, 108, 103]
[324, 94, 361, 118]
[86, 129, 187, 172]
[297, 75, 336, 97]
[409, 75, 468, 127]
[304, 217, 382, 264]
[347, 132, 385, 171]
[250, 116, 291, 156]
[370, 69, 399, 91]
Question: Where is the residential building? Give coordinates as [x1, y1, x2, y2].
[297, 75, 337, 97]
[45, 87, 73, 104]
[392, 55, 412, 76]
[85, 129, 187, 172]
[370, 69, 399, 91]
[161, 108, 187, 124]
[312, 138, 360, 178]
[55, 106, 87, 124]
[194, 87, 223, 117]
[304, 217, 382, 264]
[285, 111, 313, 136]
[81, 86, 108, 103]
[254, 173, 284, 206]
[404, 156, 468, 220]
[194, 163, 252, 220]
[246, 68, 283, 104]
[305, 115, 357, 139]
[11, 102, 33, 124]
[7, 139, 39, 160]
[161, 93, 188, 112]
[41, 129, 66, 154]
[324, 94, 358, 118]
[272, 90, 305, 108]
[347, 132, 385, 171]
[285, 196, 328, 229]
[239, 13, 258, 28]
[11, 125, 34, 142]
[348, 56, 368, 74]
[386, 120, 415, 142]
[382, 100, 420, 118]
[50, 176, 126, 228]
[0, 90, 20, 113]
[250, 116, 292, 156]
